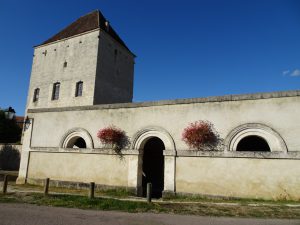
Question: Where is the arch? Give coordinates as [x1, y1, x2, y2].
[131, 126, 176, 154]
[225, 123, 287, 152]
[60, 128, 94, 149]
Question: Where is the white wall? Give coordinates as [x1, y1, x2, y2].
[27, 94, 300, 151]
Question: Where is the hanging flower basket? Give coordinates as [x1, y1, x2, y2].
[182, 120, 222, 151]
[97, 125, 130, 155]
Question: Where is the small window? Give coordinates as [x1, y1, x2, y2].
[114, 49, 118, 63]
[75, 81, 83, 97]
[52, 82, 60, 100]
[63, 61, 67, 68]
[33, 88, 40, 102]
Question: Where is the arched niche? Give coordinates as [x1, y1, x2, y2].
[236, 135, 270, 152]
[60, 128, 94, 149]
[225, 123, 287, 152]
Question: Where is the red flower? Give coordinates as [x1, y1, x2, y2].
[97, 126, 130, 152]
[182, 120, 219, 150]
[97, 126, 124, 145]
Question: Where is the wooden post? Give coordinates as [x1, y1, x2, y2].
[2, 175, 8, 194]
[146, 183, 152, 203]
[89, 182, 95, 199]
[44, 178, 50, 196]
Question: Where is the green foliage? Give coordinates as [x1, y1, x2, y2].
[0, 145, 20, 170]
[0, 110, 22, 143]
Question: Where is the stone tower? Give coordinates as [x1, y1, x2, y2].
[26, 10, 135, 110]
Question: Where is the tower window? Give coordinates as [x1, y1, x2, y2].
[114, 49, 118, 63]
[63, 61, 67, 68]
[33, 88, 40, 102]
[75, 81, 83, 97]
[52, 82, 60, 100]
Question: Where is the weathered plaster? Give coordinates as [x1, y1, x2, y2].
[176, 157, 300, 200]
[27, 152, 130, 187]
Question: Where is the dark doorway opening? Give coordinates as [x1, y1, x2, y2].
[236, 135, 270, 152]
[142, 137, 165, 198]
[73, 137, 86, 148]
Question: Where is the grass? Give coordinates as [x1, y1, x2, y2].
[0, 193, 163, 213]
[163, 193, 300, 205]
[9, 182, 134, 198]
[0, 192, 300, 219]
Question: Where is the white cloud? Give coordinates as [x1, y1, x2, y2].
[290, 69, 300, 77]
[282, 70, 290, 76]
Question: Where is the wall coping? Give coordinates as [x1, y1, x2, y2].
[30, 147, 140, 155]
[29, 147, 300, 159]
[176, 150, 300, 159]
[27, 90, 300, 113]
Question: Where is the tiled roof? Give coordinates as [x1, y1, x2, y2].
[15, 116, 24, 129]
[40, 10, 130, 52]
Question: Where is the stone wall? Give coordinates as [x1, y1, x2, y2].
[94, 30, 135, 104]
[18, 90, 300, 199]
[176, 156, 300, 199]
[26, 29, 135, 110]
[27, 151, 131, 187]
[0, 144, 22, 152]
[27, 30, 99, 109]
[26, 91, 300, 151]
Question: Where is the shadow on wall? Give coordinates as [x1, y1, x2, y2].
[0, 145, 20, 171]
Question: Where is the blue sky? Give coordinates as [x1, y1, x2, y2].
[0, 0, 299, 115]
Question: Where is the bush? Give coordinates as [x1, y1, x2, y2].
[0, 145, 20, 171]
[0, 110, 22, 143]
[182, 120, 222, 151]
[97, 126, 130, 154]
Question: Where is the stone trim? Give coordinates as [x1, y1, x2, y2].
[27, 90, 300, 113]
[176, 150, 300, 159]
[28, 147, 300, 159]
[29, 147, 140, 155]
[60, 128, 94, 149]
[224, 123, 288, 152]
[131, 126, 176, 153]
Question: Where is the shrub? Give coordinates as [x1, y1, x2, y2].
[182, 120, 222, 151]
[97, 126, 130, 154]
[0, 145, 20, 171]
[0, 110, 22, 143]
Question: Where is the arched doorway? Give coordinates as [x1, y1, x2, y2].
[66, 137, 87, 148]
[236, 135, 270, 152]
[142, 137, 165, 198]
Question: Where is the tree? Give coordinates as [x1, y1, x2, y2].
[0, 110, 22, 143]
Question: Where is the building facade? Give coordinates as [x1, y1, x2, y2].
[18, 10, 300, 200]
